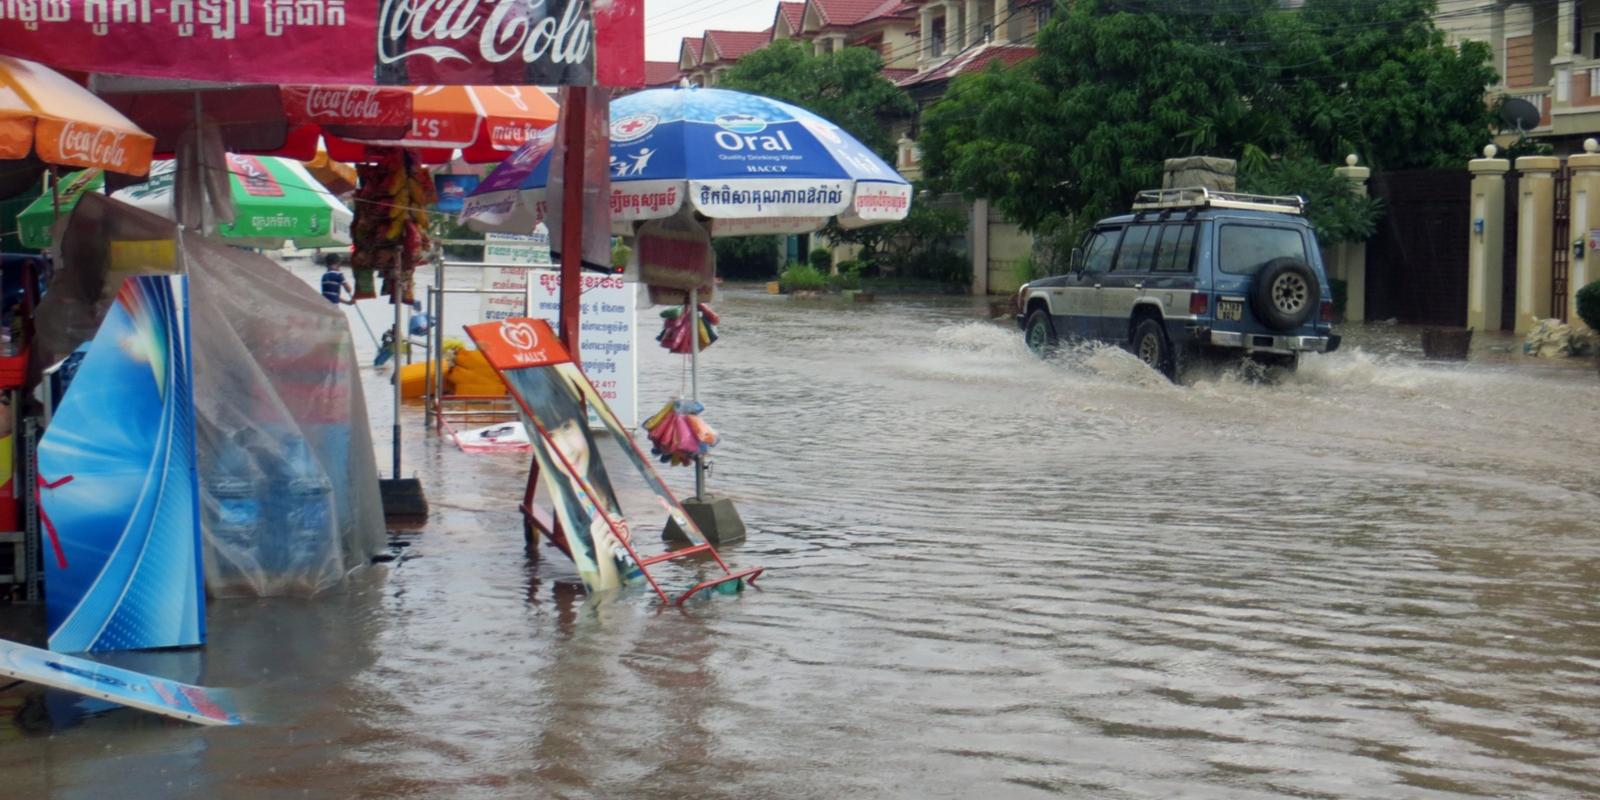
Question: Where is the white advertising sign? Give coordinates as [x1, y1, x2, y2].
[478, 259, 638, 430]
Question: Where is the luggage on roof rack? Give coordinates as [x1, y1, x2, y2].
[1132, 187, 1305, 214]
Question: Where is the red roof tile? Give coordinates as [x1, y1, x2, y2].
[811, 0, 915, 29]
[643, 61, 682, 87]
[897, 43, 1035, 87]
[775, 2, 806, 35]
[681, 37, 704, 65]
[704, 29, 772, 63]
[880, 67, 917, 82]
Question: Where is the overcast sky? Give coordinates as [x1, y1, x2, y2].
[644, 0, 783, 62]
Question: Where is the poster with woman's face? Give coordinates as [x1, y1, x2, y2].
[505, 361, 640, 591]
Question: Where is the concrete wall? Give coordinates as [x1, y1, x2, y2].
[985, 217, 1034, 295]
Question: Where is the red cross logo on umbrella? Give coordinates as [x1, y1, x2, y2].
[612, 114, 658, 142]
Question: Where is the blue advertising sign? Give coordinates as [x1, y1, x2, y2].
[38, 275, 204, 653]
[0, 638, 241, 726]
[434, 174, 481, 213]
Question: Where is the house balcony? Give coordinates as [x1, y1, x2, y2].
[1498, 62, 1600, 142]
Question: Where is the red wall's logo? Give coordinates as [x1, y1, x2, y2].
[500, 320, 539, 351]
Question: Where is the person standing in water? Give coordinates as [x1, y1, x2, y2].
[320, 253, 356, 306]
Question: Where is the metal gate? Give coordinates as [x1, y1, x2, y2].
[1366, 169, 1473, 326]
[1552, 163, 1571, 322]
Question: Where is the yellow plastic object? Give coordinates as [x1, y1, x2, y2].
[448, 377, 507, 397]
[451, 349, 493, 373]
[398, 361, 447, 399]
[443, 348, 507, 396]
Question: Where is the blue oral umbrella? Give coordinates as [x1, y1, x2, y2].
[460, 86, 912, 236]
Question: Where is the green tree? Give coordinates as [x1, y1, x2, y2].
[721, 40, 947, 276]
[1237, 155, 1381, 246]
[921, 0, 1495, 238]
[718, 39, 915, 158]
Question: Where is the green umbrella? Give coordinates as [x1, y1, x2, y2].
[17, 156, 352, 249]
[17, 168, 103, 250]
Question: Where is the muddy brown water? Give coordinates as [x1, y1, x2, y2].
[4, 277, 1600, 799]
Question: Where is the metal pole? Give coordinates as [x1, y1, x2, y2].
[23, 417, 39, 601]
[433, 250, 445, 431]
[558, 86, 587, 354]
[48, 166, 59, 222]
[392, 270, 403, 479]
[423, 285, 434, 429]
[690, 286, 705, 500]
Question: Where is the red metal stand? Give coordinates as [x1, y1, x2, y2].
[518, 397, 762, 606]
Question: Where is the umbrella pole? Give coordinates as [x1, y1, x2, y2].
[48, 166, 59, 221]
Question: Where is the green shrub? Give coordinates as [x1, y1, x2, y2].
[780, 263, 827, 292]
[1578, 280, 1600, 331]
[1012, 254, 1040, 287]
[713, 235, 782, 279]
[610, 240, 632, 270]
[908, 249, 970, 286]
[808, 247, 833, 273]
[825, 271, 861, 291]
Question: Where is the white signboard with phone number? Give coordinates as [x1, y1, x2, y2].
[480, 261, 638, 430]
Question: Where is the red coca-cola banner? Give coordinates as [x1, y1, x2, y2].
[281, 85, 410, 130]
[0, 0, 643, 87]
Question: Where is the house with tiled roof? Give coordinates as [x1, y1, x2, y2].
[677, 37, 705, 82]
[642, 61, 684, 88]
[772, 2, 807, 40]
[885, 0, 1050, 294]
[768, 0, 921, 69]
[686, 29, 775, 86]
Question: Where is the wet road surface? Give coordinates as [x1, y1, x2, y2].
[4, 281, 1600, 799]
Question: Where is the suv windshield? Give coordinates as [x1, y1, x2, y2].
[1218, 224, 1308, 275]
[1081, 227, 1121, 272]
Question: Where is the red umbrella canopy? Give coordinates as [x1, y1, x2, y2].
[325, 85, 561, 164]
[92, 80, 414, 158]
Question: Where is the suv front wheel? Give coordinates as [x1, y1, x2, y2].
[1024, 308, 1058, 355]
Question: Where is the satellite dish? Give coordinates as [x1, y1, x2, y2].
[1501, 97, 1542, 132]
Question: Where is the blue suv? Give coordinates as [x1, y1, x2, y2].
[1015, 188, 1341, 379]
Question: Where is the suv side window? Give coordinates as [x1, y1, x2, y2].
[1153, 222, 1197, 273]
[1112, 223, 1158, 272]
[1081, 227, 1121, 273]
[1218, 224, 1308, 275]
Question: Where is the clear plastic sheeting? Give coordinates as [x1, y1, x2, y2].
[1523, 317, 1599, 358]
[36, 193, 385, 597]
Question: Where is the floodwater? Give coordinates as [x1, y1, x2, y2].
[5, 274, 1600, 799]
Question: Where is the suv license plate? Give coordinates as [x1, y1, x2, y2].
[1217, 299, 1244, 321]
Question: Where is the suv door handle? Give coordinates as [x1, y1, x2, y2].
[1133, 282, 1145, 290]
[1093, 283, 1102, 289]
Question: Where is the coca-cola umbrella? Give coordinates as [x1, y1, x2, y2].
[0, 55, 155, 176]
[324, 85, 561, 164]
[459, 86, 911, 236]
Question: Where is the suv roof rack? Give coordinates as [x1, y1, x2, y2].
[1131, 187, 1305, 215]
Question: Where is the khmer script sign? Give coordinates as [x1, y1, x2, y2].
[0, 0, 639, 86]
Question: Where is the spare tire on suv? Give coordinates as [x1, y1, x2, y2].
[1250, 257, 1318, 331]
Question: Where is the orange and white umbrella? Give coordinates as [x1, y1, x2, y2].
[325, 85, 560, 164]
[0, 56, 154, 176]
